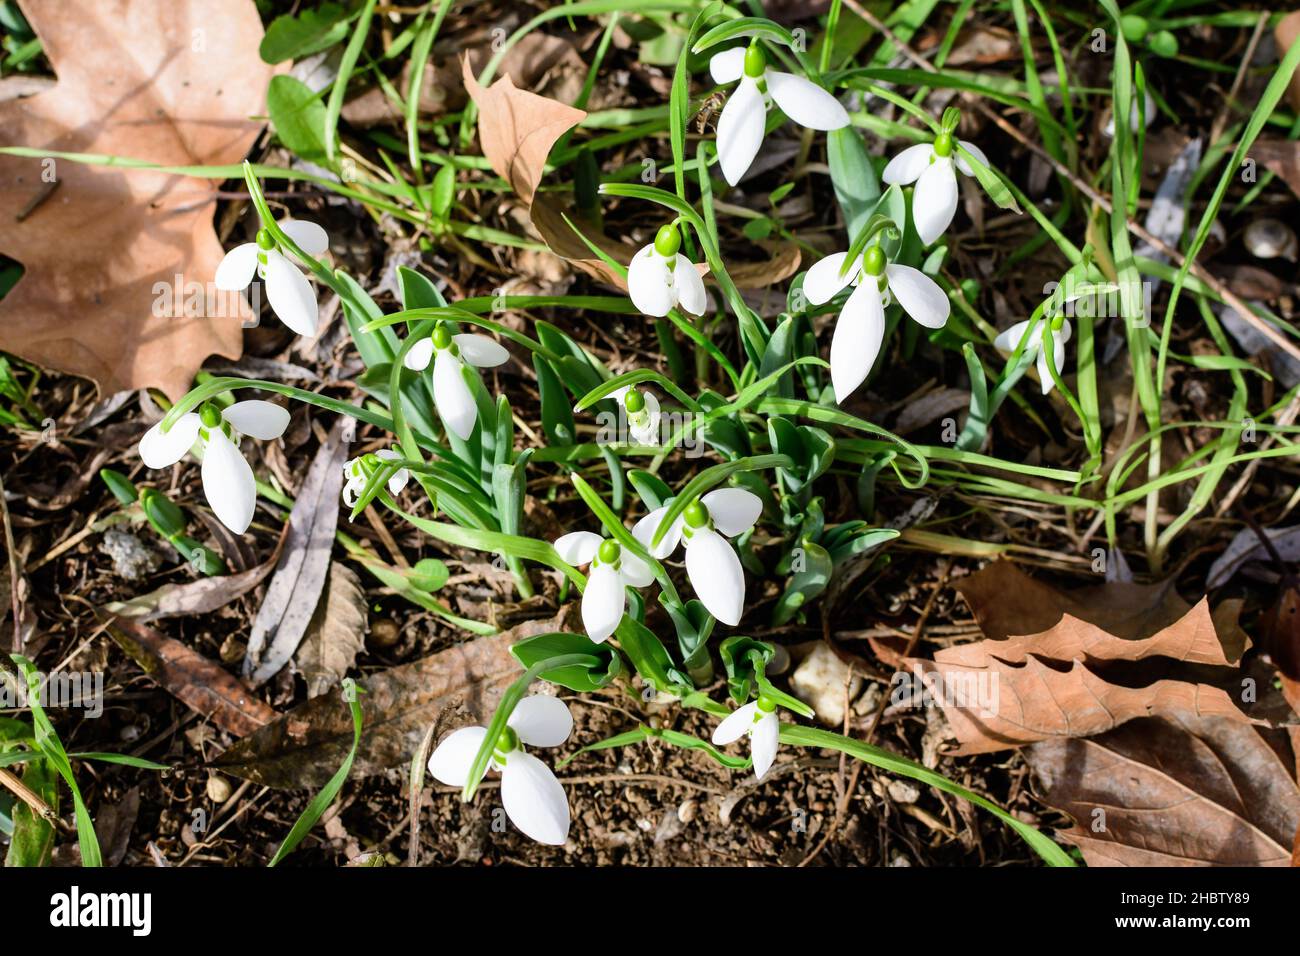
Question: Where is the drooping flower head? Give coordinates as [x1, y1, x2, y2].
[709, 39, 849, 186]
[554, 531, 654, 643]
[403, 321, 509, 440]
[611, 385, 662, 446]
[633, 488, 762, 626]
[138, 399, 290, 534]
[804, 236, 950, 404]
[428, 695, 573, 846]
[712, 694, 781, 780]
[882, 109, 988, 246]
[216, 220, 329, 337]
[342, 449, 410, 509]
[994, 315, 1073, 396]
[628, 223, 707, 317]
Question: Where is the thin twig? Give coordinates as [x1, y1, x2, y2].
[0, 766, 61, 827]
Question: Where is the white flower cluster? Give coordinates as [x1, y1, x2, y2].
[131, 34, 1061, 848]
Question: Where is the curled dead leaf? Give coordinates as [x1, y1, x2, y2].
[903, 561, 1257, 754]
[1027, 715, 1300, 866]
[102, 613, 275, 738]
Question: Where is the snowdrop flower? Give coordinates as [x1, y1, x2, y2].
[403, 322, 509, 440]
[709, 41, 849, 186]
[611, 385, 661, 446]
[342, 449, 409, 509]
[554, 531, 654, 643]
[712, 695, 781, 781]
[994, 317, 1073, 396]
[138, 400, 290, 534]
[633, 488, 762, 626]
[215, 220, 329, 337]
[804, 244, 950, 403]
[428, 695, 573, 846]
[628, 224, 706, 317]
[882, 131, 988, 246]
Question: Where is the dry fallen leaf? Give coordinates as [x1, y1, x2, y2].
[293, 561, 367, 699]
[103, 613, 275, 738]
[0, 0, 275, 399]
[461, 57, 586, 207]
[242, 419, 347, 686]
[101, 525, 286, 621]
[1027, 715, 1300, 866]
[955, 559, 1249, 657]
[1250, 139, 1300, 201]
[904, 561, 1256, 754]
[213, 613, 571, 788]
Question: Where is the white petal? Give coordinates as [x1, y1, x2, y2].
[404, 336, 434, 371]
[501, 752, 570, 846]
[993, 319, 1035, 353]
[882, 143, 934, 186]
[263, 250, 319, 337]
[766, 70, 848, 130]
[454, 334, 509, 368]
[214, 243, 258, 291]
[507, 696, 573, 748]
[1036, 345, 1055, 395]
[427, 726, 489, 787]
[709, 47, 745, 85]
[1052, 329, 1069, 383]
[712, 701, 759, 745]
[672, 255, 707, 315]
[221, 400, 289, 440]
[751, 711, 779, 780]
[376, 449, 409, 494]
[685, 527, 745, 626]
[433, 349, 478, 440]
[716, 76, 767, 186]
[886, 264, 949, 330]
[618, 549, 655, 588]
[342, 476, 361, 509]
[138, 413, 200, 468]
[830, 280, 886, 404]
[912, 158, 958, 246]
[628, 391, 662, 446]
[955, 140, 990, 177]
[702, 487, 762, 537]
[803, 252, 856, 306]
[581, 562, 626, 643]
[554, 531, 603, 566]
[279, 218, 329, 256]
[632, 506, 682, 559]
[200, 428, 256, 535]
[1037, 325, 1070, 395]
[627, 246, 674, 317]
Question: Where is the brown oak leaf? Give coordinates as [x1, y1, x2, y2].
[903, 561, 1257, 754]
[1027, 715, 1300, 866]
[0, 0, 275, 398]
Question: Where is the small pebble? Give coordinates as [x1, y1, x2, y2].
[677, 798, 698, 824]
[369, 618, 400, 649]
[206, 773, 232, 804]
